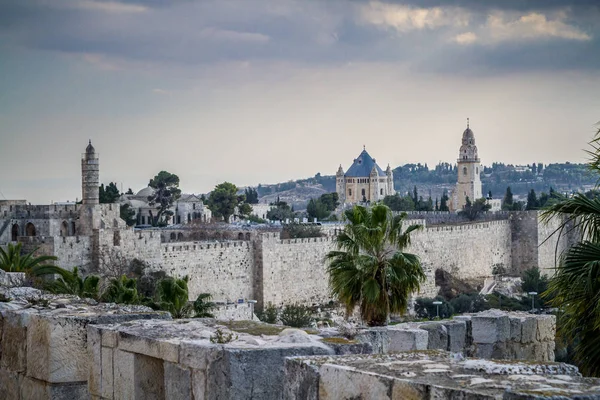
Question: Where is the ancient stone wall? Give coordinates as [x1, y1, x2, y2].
[159, 240, 255, 302]
[259, 233, 334, 308]
[410, 220, 512, 297]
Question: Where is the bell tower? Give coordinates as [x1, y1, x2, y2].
[82, 140, 99, 205]
[453, 119, 482, 210]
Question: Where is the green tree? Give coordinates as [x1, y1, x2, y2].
[319, 193, 340, 212]
[502, 186, 514, 210]
[540, 128, 600, 376]
[459, 197, 491, 221]
[120, 204, 137, 226]
[307, 198, 330, 220]
[0, 242, 59, 274]
[148, 171, 182, 226]
[383, 193, 415, 211]
[207, 182, 239, 223]
[238, 203, 253, 218]
[326, 204, 425, 326]
[439, 191, 450, 212]
[526, 189, 539, 210]
[99, 182, 121, 204]
[244, 188, 259, 204]
[266, 198, 295, 221]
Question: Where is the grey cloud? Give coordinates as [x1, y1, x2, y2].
[0, 0, 598, 73]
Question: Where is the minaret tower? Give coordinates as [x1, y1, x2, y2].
[82, 140, 99, 205]
[336, 164, 346, 204]
[454, 118, 482, 209]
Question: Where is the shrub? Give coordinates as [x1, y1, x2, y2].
[279, 304, 314, 327]
[44, 266, 100, 299]
[485, 292, 529, 311]
[210, 328, 237, 344]
[414, 297, 454, 320]
[256, 302, 278, 324]
[450, 293, 490, 314]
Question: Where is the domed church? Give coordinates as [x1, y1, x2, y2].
[336, 147, 394, 205]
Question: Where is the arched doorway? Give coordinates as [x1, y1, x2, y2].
[11, 224, 18, 241]
[25, 223, 36, 237]
[71, 222, 76, 236]
[60, 221, 69, 237]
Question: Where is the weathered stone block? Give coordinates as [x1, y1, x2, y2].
[101, 347, 114, 399]
[26, 313, 89, 383]
[178, 342, 221, 370]
[536, 315, 556, 342]
[87, 325, 102, 396]
[0, 368, 21, 400]
[1, 311, 28, 373]
[119, 333, 179, 363]
[387, 328, 428, 352]
[101, 329, 118, 348]
[114, 349, 135, 400]
[283, 357, 319, 400]
[419, 323, 448, 350]
[164, 361, 191, 400]
[509, 316, 523, 342]
[471, 311, 510, 344]
[133, 353, 164, 400]
[442, 320, 467, 353]
[318, 363, 393, 400]
[191, 368, 207, 400]
[521, 317, 537, 343]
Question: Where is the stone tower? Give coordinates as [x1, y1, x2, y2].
[336, 165, 346, 204]
[82, 140, 99, 205]
[452, 119, 482, 210]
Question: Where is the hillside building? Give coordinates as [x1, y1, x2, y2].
[336, 147, 394, 205]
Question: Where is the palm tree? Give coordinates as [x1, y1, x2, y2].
[45, 266, 100, 299]
[541, 127, 600, 376]
[157, 276, 191, 318]
[193, 293, 216, 318]
[0, 242, 59, 275]
[101, 275, 140, 304]
[326, 203, 425, 326]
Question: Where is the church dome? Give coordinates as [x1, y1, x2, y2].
[136, 186, 155, 198]
[458, 119, 479, 161]
[462, 127, 475, 146]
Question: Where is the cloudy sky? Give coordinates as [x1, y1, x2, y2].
[1, 0, 599, 203]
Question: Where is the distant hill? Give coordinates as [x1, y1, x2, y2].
[250, 162, 598, 207]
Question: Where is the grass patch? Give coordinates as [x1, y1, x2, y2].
[320, 337, 358, 345]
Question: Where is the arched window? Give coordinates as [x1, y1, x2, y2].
[60, 221, 69, 237]
[170, 232, 176, 241]
[476, 167, 479, 174]
[361, 188, 366, 196]
[177, 232, 184, 240]
[25, 223, 36, 237]
[238, 232, 244, 240]
[245, 232, 251, 241]
[463, 167, 467, 175]
[71, 221, 76, 236]
[11, 224, 18, 241]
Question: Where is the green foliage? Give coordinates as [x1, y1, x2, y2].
[193, 293, 216, 318]
[210, 328, 238, 344]
[326, 204, 425, 326]
[256, 303, 278, 324]
[148, 171, 182, 225]
[526, 189, 539, 210]
[306, 198, 330, 220]
[266, 198, 295, 221]
[485, 293, 529, 311]
[449, 293, 489, 314]
[238, 202, 253, 217]
[101, 275, 140, 304]
[244, 188, 259, 204]
[383, 193, 415, 211]
[279, 304, 314, 328]
[521, 267, 549, 295]
[414, 297, 454, 320]
[440, 190, 450, 212]
[44, 266, 100, 299]
[0, 242, 59, 275]
[120, 204, 137, 226]
[319, 193, 340, 212]
[99, 182, 121, 204]
[282, 223, 325, 239]
[246, 214, 267, 224]
[157, 276, 191, 318]
[502, 186, 514, 210]
[459, 197, 491, 220]
[207, 182, 239, 223]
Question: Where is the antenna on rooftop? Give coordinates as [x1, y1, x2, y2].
[467, 118, 470, 129]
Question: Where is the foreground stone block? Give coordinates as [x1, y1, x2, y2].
[284, 350, 599, 400]
[0, 296, 170, 400]
[90, 319, 338, 400]
[471, 310, 510, 344]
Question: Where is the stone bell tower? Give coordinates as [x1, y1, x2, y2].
[82, 140, 99, 205]
[452, 119, 482, 210]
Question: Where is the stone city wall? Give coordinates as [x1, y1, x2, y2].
[159, 240, 256, 302]
[410, 220, 512, 297]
